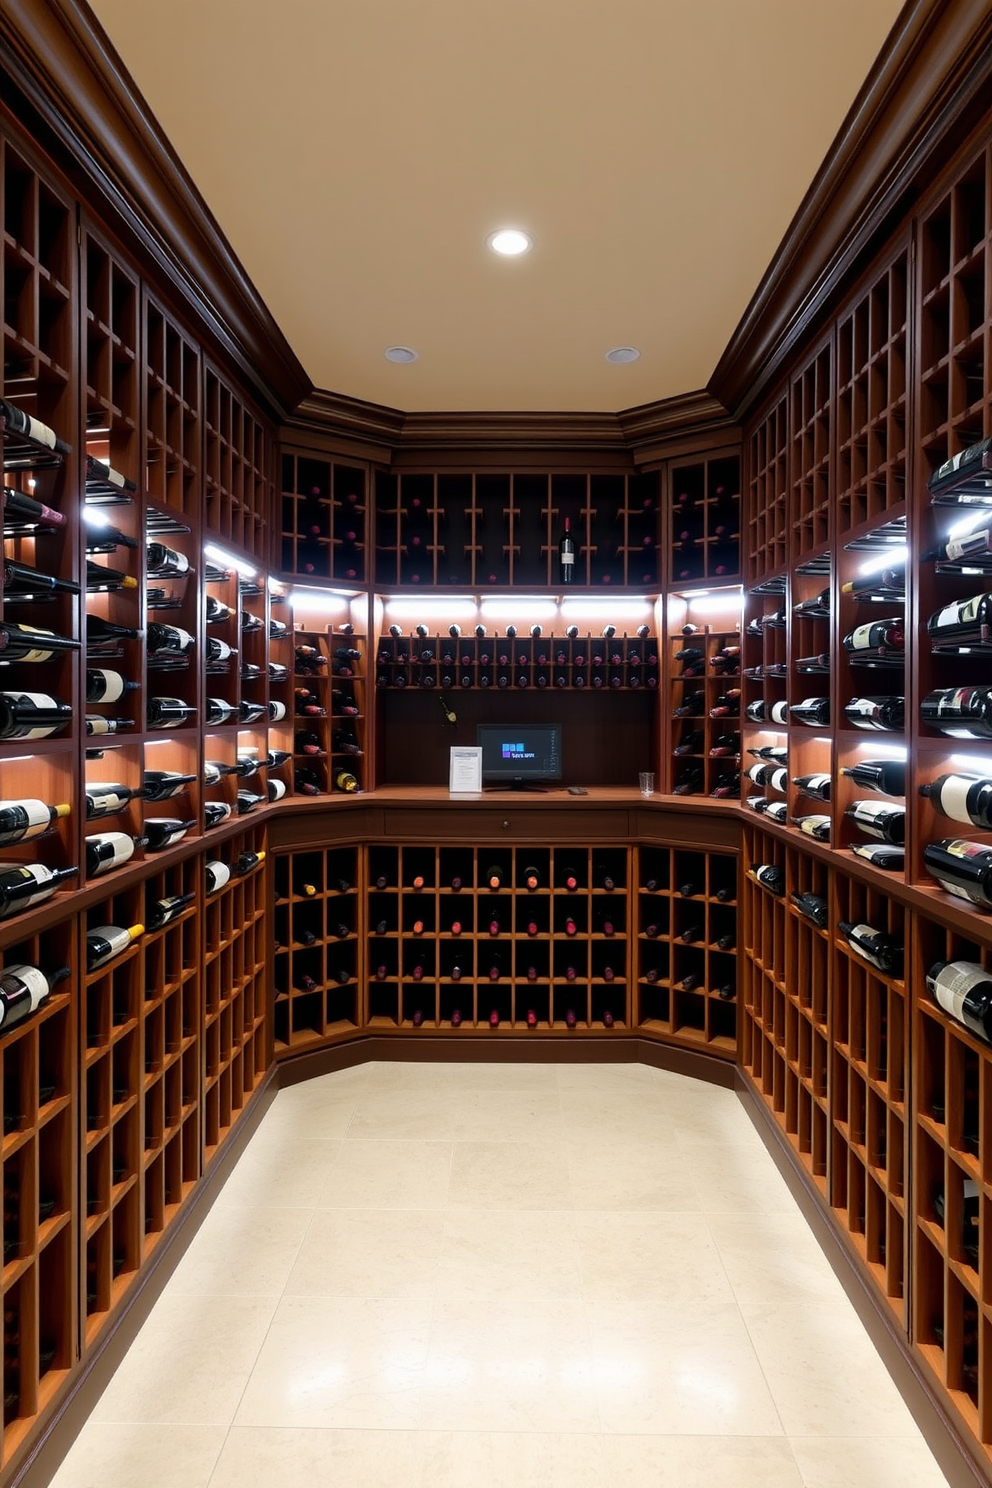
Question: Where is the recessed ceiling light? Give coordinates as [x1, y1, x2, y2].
[384, 346, 418, 363]
[605, 346, 640, 364]
[487, 229, 532, 257]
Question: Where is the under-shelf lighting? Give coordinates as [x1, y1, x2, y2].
[83, 507, 111, 528]
[857, 744, 908, 760]
[683, 594, 743, 617]
[951, 753, 992, 771]
[204, 543, 257, 579]
[948, 508, 992, 538]
[386, 598, 477, 620]
[481, 598, 558, 621]
[859, 543, 908, 574]
[289, 588, 350, 612]
[559, 598, 652, 621]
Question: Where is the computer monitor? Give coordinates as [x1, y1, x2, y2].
[477, 723, 562, 792]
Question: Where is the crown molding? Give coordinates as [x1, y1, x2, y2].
[0, 0, 310, 419]
[710, 0, 992, 421]
[618, 389, 739, 464]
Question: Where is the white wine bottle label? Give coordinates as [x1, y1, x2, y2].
[852, 843, 904, 864]
[798, 815, 830, 835]
[797, 698, 823, 709]
[770, 768, 789, 792]
[765, 802, 788, 821]
[945, 838, 991, 863]
[931, 962, 989, 1023]
[932, 687, 976, 715]
[88, 833, 136, 868]
[850, 800, 894, 822]
[0, 862, 57, 908]
[87, 787, 129, 814]
[848, 623, 879, 648]
[946, 529, 992, 562]
[207, 862, 231, 892]
[933, 595, 985, 628]
[86, 717, 115, 735]
[0, 965, 49, 1004]
[268, 779, 287, 801]
[91, 669, 126, 701]
[560, 551, 574, 567]
[800, 774, 831, 792]
[269, 701, 287, 721]
[0, 799, 51, 835]
[933, 775, 979, 822]
[12, 625, 61, 663]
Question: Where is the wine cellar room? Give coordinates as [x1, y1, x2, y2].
[5, 1, 992, 1487]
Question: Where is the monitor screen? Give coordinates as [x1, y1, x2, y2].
[477, 724, 562, 785]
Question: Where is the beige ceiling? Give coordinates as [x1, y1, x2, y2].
[89, 0, 905, 414]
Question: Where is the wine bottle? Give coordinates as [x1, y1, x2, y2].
[751, 864, 785, 895]
[708, 733, 740, 757]
[748, 744, 788, 762]
[0, 622, 81, 662]
[84, 783, 147, 820]
[85, 669, 138, 705]
[923, 527, 992, 564]
[236, 791, 265, 815]
[205, 850, 265, 895]
[745, 699, 790, 725]
[86, 616, 142, 645]
[3, 558, 79, 598]
[842, 567, 905, 599]
[672, 766, 703, 796]
[793, 814, 831, 841]
[793, 773, 831, 801]
[924, 839, 992, 907]
[146, 622, 194, 655]
[764, 800, 788, 823]
[145, 542, 190, 577]
[147, 697, 196, 729]
[791, 892, 828, 928]
[793, 589, 831, 619]
[0, 863, 78, 919]
[268, 778, 288, 802]
[206, 595, 231, 623]
[838, 921, 903, 976]
[86, 923, 143, 971]
[144, 818, 195, 850]
[927, 960, 992, 1043]
[0, 964, 69, 1033]
[841, 759, 906, 796]
[0, 692, 72, 739]
[146, 891, 196, 931]
[85, 561, 137, 593]
[522, 864, 540, 890]
[921, 774, 992, 828]
[85, 831, 147, 876]
[204, 802, 233, 828]
[558, 517, 576, 584]
[921, 687, 992, 739]
[206, 698, 237, 726]
[851, 842, 904, 870]
[85, 715, 133, 736]
[0, 800, 69, 845]
[846, 800, 905, 844]
[673, 691, 704, 718]
[142, 770, 196, 801]
[269, 700, 288, 721]
[927, 590, 992, 646]
[790, 697, 830, 726]
[239, 700, 268, 725]
[842, 617, 905, 655]
[844, 696, 904, 732]
[709, 690, 741, 718]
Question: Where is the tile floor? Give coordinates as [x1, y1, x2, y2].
[51, 1061, 951, 1488]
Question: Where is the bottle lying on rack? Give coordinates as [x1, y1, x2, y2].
[146, 891, 196, 931]
[335, 770, 361, 794]
[748, 744, 788, 762]
[927, 960, 992, 1042]
[793, 589, 831, 619]
[746, 763, 787, 791]
[204, 802, 233, 828]
[0, 623, 80, 662]
[750, 864, 784, 895]
[925, 839, 992, 907]
[86, 616, 142, 646]
[672, 767, 703, 796]
[838, 921, 903, 976]
[841, 568, 905, 600]
[928, 591, 992, 648]
[147, 697, 196, 729]
[206, 698, 237, 726]
[144, 818, 195, 850]
[146, 542, 190, 577]
[841, 758, 906, 796]
[709, 691, 741, 718]
[923, 527, 992, 564]
[85, 669, 138, 704]
[146, 622, 194, 656]
[84, 783, 146, 820]
[793, 815, 831, 841]
[142, 770, 196, 801]
[0, 397, 70, 456]
[0, 963, 70, 1033]
[85, 831, 147, 876]
[846, 800, 905, 844]
[844, 696, 905, 732]
[2, 558, 79, 602]
[793, 773, 831, 801]
[790, 698, 830, 726]
[674, 730, 704, 755]
[0, 800, 69, 845]
[0, 692, 72, 739]
[920, 773, 992, 828]
[795, 654, 831, 673]
[745, 699, 789, 725]
[673, 692, 705, 718]
[205, 851, 265, 894]
[851, 842, 904, 870]
[764, 801, 788, 823]
[927, 435, 992, 502]
[842, 617, 905, 659]
[708, 733, 740, 757]
[0, 862, 78, 919]
[710, 772, 740, 799]
[268, 778, 288, 802]
[85, 561, 137, 593]
[791, 893, 828, 928]
[86, 923, 143, 971]
[921, 687, 992, 739]
[746, 795, 770, 813]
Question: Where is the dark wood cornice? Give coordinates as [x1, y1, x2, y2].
[0, 0, 310, 420]
[618, 389, 739, 464]
[710, 0, 992, 421]
[283, 388, 405, 465]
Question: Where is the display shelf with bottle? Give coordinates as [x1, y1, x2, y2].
[201, 827, 268, 1167]
[80, 877, 145, 1350]
[830, 872, 907, 1322]
[666, 624, 742, 797]
[266, 583, 293, 800]
[790, 340, 832, 559]
[373, 470, 661, 589]
[0, 915, 75, 1465]
[280, 451, 367, 583]
[740, 570, 789, 819]
[271, 846, 361, 1050]
[912, 909, 992, 1453]
[740, 825, 789, 1130]
[668, 452, 741, 585]
[290, 609, 367, 796]
[203, 365, 272, 562]
[633, 845, 738, 1054]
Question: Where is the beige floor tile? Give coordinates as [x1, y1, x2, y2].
[558, 1090, 678, 1145]
[566, 1140, 699, 1212]
[788, 1435, 949, 1488]
[213, 1136, 342, 1208]
[585, 1300, 784, 1436]
[448, 1140, 573, 1209]
[574, 1211, 734, 1303]
[680, 1137, 798, 1214]
[234, 1294, 431, 1428]
[554, 1062, 682, 1094]
[262, 1079, 365, 1139]
[209, 1426, 424, 1488]
[445, 1089, 564, 1143]
[91, 1293, 277, 1426]
[346, 1088, 459, 1140]
[421, 1297, 600, 1432]
[440, 1207, 583, 1297]
[284, 1207, 445, 1297]
[166, 1203, 311, 1296]
[667, 1089, 773, 1148]
[419, 1430, 610, 1486]
[370, 1060, 560, 1093]
[741, 1298, 921, 1437]
[707, 1210, 847, 1306]
[602, 1434, 802, 1487]
[319, 1138, 453, 1208]
[48, 1422, 225, 1488]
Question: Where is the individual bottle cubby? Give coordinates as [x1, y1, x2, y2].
[0, 916, 75, 1459]
[747, 394, 789, 577]
[740, 826, 787, 1103]
[789, 341, 832, 558]
[143, 297, 199, 518]
[912, 909, 992, 1446]
[375, 622, 658, 694]
[669, 452, 740, 584]
[144, 504, 199, 762]
[830, 873, 907, 1320]
[271, 846, 361, 1051]
[633, 846, 738, 1054]
[280, 451, 367, 583]
[362, 844, 629, 1032]
[292, 622, 366, 796]
[668, 625, 741, 796]
[741, 574, 788, 819]
[374, 470, 660, 589]
[201, 826, 268, 1166]
[780, 850, 830, 1195]
[204, 365, 272, 561]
